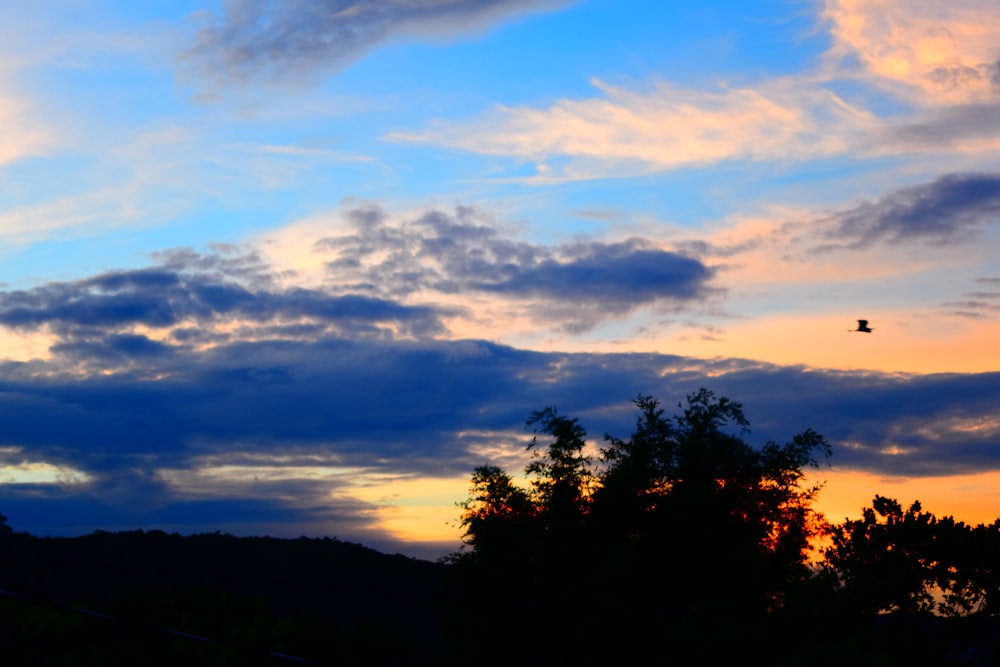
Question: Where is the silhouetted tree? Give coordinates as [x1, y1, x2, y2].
[523, 407, 595, 590]
[457, 389, 832, 621]
[948, 518, 1000, 616]
[825, 495, 939, 614]
[456, 464, 539, 588]
[825, 496, 1000, 617]
[593, 390, 831, 615]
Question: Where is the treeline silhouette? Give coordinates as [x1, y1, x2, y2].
[2, 389, 999, 665]
[450, 390, 1000, 665]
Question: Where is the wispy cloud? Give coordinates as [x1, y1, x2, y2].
[180, 0, 567, 88]
[814, 172, 1000, 251]
[0, 71, 55, 169]
[0, 126, 381, 248]
[387, 1, 1000, 181]
[389, 78, 878, 181]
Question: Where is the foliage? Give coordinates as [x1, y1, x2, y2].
[942, 518, 1000, 616]
[457, 389, 833, 615]
[825, 495, 940, 614]
[825, 495, 1000, 617]
[0, 529, 450, 666]
[455, 390, 1000, 664]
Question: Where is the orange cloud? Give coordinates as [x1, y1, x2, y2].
[388, 78, 877, 180]
[824, 0, 1000, 103]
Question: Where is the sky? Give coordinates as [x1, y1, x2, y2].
[0, 0, 999, 559]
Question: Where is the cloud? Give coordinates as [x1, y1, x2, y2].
[940, 281, 1000, 319]
[879, 104, 1000, 152]
[181, 0, 566, 87]
[51, 333, 175, 364]
[0, 330, 997, 478]
[474, 243, 711, 303]
[389, 78, 878, 180]
[309, 203, 717, 331]
[381, 3, 1000, 180]
[816, 172, 1000, 250]
[671, 172, 1000, 287]
[823, 0, 1000, 104]
[0, 248, 448, 370]
[0, 70, 54, 169]
[0, 325, 999, 550]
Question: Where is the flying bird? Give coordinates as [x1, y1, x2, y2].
[850, 319, 873, 333]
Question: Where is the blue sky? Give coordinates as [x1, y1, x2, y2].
[1, 0, 999, 558]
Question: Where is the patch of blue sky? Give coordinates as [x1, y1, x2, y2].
[0, 181, 322, 287]
[587, 0, 829, 86]
[320, 0, 830, 112]
[26, 0, 203, 28]
[531, 168, 748, 231]
[0, 154, 105, 208]
[821, 78, 921, 119]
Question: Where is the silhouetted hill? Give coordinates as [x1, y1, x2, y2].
[3, 526, 1000, 666]
[0, 529, 455, 665]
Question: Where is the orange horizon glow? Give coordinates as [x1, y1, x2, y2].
[379, 468, 1000, 554]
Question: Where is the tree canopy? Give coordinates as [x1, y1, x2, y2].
[454, 390, 1000, 664]
[457, 389, 832, 616]
[824, 494, 1000, 617]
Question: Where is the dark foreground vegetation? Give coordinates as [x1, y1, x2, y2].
[2, 389, 1000, 665]
[0, 526, 450, 665]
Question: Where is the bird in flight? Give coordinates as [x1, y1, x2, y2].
[851, 319, 873, 333]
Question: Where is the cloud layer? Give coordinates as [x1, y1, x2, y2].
[0, 314, 998, 553]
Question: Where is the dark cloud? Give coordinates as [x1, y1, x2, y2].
[881, 104, 1000, 151]
[1, 324, 999, 555]
[181, 0, 565, 86]
[476, 243, 711, 303]
[672, 238, 759, 259]
[0, 254, 446, 347]
[926, 63, 993, 94]
[153, 246, 276, 287]
[51, 334, 175, 363]
[816, 172, 1000, 250]
[3, 335, 998, 478]
[315, 204, 717, 330]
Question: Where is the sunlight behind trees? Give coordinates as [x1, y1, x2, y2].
[452, 390, 1000, 663]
